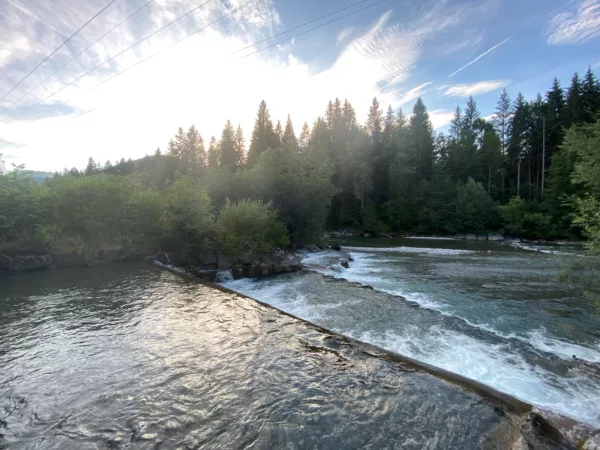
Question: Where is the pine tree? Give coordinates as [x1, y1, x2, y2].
[247, 100, 278, 166]
[219, 120, 238, 170]
[207, 136, 219, 168]
[298, 122, 310, 149]
[282, 114, 298, 147]
[154, 147, 161, 156]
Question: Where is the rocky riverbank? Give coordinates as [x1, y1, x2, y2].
[0, 246, 304, 282]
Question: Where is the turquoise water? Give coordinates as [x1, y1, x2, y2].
[223, 238, 600, 427]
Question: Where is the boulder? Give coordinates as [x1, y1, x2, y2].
[14, 255, 53, 271]
[217, 253, 232, 270]
[582, 433, 600, 450]
[341, 260, 349, 269]
[331, 242, 342, 251]
[190, 268, 219, 282]
[0, 254, 16, 274]
[96, 246, 125, 262]
[230, 267, 243, 279]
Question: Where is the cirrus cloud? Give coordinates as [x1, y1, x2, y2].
[547, 0, 600, 44]
[443, 80, 509, 97]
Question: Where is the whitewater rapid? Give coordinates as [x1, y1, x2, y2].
[222, 246, 600, 427]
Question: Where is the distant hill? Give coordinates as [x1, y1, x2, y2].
[24, 171, 54, 184]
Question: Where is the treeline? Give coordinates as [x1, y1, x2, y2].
[1, 67, 600, 263]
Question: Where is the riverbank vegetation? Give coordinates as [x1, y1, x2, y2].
[1, 67, 599, 263]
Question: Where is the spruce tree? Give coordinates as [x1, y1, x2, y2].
[247, 100, 277, 166]
[582, 67, 600, 122]
[84, 157, 97, 176]
[219, 120, 238, 170]
[275, 120, 283, 144]
[207, 136, 219, 168]
[342, 99, 358, 133]
[365, 97, 383, 142]
[565, 73, 584, 126]
[409, 98, 435, 181]
[234, 125, 245, 166]
[493, 89, 512, 156]
[299, 122, 310, 149]
[507, 93, 530, 196]
[282, 114, 298, 147]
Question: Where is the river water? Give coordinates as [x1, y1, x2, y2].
[1, 261, 542, 449]
[222, 238, 600, 429]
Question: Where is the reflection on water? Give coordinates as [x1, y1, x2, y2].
[0, 262, 533, 449]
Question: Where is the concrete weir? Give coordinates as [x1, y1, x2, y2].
[152, 261, 586, 449]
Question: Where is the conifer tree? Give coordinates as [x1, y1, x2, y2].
[84, 157, 97, 176]
[409, 98, 435, 182]
[275, 120, 283, 144]
[493, 88, 512, 156]
[207, 136, 219, 168]
[247, 100, 278, 166]
[234, 125, 245, 166]
[219, 120, 238, 170]
[298, 122, 310, 149]
[565, 73, 584, 126]
[282, 114, 298, 148]
[342, 99, 358, 133]
[582, 67, 600, 122]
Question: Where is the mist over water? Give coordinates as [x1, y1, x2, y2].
[223, 239, 600, 427]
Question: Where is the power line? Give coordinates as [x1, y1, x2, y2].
[241, 0, 386, 59]
[20, 0, 386, 128]
[232, 0, 372, 56]
[8, 0, 216, 124]
[5, 0, 155, 115]
[0, 0, 117, 104]
[27, 0, 260, 124]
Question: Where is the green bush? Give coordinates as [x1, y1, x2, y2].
[0, 172, 49, 253]
[161, 175, 213, 256]
[214, 199, 289, 260]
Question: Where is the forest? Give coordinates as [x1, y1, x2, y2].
[1, 67, 599, 264]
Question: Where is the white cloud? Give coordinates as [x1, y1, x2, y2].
[428, 109, 454, 129]
[396, 82, 433, 106]
[448, 36, 512, 77]
[336, 26, 355, 44]
[0, 1, 491, 170]
[547, 0, 600, 44]
[443, 80, 509, 97]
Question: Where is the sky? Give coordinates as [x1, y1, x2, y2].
[0, 0, 599, 171]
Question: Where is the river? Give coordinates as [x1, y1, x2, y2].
[0, 261, 547, 449]
[222, 238, 600, 428]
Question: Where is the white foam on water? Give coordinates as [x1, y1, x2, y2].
[303, 252, 600, 364]
[347, 326, 600, 427]
[344, 246, 476, 255]
[223, 250, 600, 427]
[406, 236, 457, 241]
